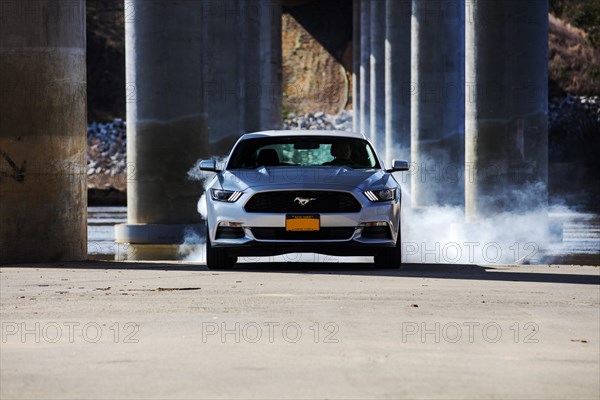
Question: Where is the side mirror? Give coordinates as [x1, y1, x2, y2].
[387, 159, 409, 172]
[199, 159, 220, 172]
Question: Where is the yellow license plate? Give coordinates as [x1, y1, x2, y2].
[286, 215, 320, 232]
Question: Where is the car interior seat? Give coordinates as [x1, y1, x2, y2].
[256, 148, 280, 167]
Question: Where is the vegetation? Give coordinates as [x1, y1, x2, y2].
[550, 0, 600, 46]
[549, 14, 600, 95]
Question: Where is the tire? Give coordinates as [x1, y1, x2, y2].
[206, 227, 237, 270]
[373, 231, 402, 269]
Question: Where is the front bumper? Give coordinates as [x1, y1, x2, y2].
[211, 222, 396, 246]
[206, 186, 401, 255]
[213, 240, 397, 257]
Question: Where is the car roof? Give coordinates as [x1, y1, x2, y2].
[240, 130, 367, 140]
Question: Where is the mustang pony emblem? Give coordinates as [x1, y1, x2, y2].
[294, 197, 316, 206]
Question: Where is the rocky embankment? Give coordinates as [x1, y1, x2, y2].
[87, 95, 599, 206]
[86, 119, 127, 205]
[85, 110, 356, 195]
[548, 95, 600, 208]
[283, 110, 353, 131]
[549, 95, 600, 160]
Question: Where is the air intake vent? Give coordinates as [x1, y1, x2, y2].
[251, 227, 355, 241]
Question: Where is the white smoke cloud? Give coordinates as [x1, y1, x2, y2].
[400, 195, 551, 264]
[177, 227, 206, 263]
[178, 157, 228, 262]
[178, 144, 596, 266]
[197, 193, 208, 221]
[395, 146, 547, 264]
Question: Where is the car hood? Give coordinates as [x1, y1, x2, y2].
[218, 167, 395, 192]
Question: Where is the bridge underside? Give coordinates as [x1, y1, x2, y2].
[0, 0, 548, 263]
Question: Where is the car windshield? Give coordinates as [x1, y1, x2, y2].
[226, 136, 380, 170]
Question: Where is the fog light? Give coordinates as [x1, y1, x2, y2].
[362, 223, 392, 239]
[364, 222, 388, 227]
[219, 222, 243, 227]
[216, 223, 245, 239]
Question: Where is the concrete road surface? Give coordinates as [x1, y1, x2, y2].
[1, 262, 598, 399]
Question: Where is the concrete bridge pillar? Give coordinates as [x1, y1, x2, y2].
[258, 0, 283, 131]
[115, 0, 207, 258]
[465, 0, 548, 220]
[411, 0, 465, 207]
[242, 0, 282, 136]
[359, 0, 371, 138]
[370, 0, 385, 152]
[205, 0, 244, 155]
[385, 0, 411, 164]
[243, 0, 262, 134]
[353, 0, 361, 133]
[0, 0, 87, 263]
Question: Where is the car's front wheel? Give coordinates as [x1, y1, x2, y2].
[373, 232, 402, 268]
[206, 227, 237, 270]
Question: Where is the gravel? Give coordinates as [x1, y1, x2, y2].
[549, 94, 600, 160]
[87, 118, 127, 176]
[549, 94, 600, 126]
[283, 110, 354, 131]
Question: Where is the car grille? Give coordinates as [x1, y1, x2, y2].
[251, 227, 355, 241]
[244, 191, 361, 213]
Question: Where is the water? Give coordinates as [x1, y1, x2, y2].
[541, 211, 600, 265]
[87, 206, 126, 259]
[87, 206, 599, 265]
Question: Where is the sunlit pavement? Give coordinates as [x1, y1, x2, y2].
[1, 262, 598, 399]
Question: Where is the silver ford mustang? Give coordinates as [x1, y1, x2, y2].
[199, 130, 409, 269]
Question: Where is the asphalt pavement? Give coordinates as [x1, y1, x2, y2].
[1, 261, 598, 399]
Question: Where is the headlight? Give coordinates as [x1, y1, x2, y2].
[210, 189, 243, 202]
[363, 188, 396, 202]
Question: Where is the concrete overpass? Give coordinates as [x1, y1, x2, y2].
[0, 0, 548, 264]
